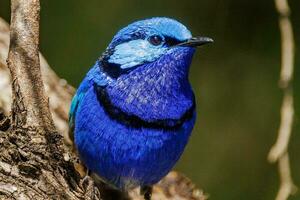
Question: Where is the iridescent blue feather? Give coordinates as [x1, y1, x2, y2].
[70, 17, 202, 191]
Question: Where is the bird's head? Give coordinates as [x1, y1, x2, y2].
[96, 17, 212, 122]
[100, 17, 212, 76]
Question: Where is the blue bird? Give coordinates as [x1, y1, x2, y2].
[69, 17, 212, 199]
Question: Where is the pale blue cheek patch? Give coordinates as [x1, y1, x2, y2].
[108, 39, 167, 69]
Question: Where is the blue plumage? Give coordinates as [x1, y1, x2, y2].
[69, 17, 212, 194]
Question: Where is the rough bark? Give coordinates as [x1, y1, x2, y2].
[0, 3, 206, 199]
[0, 17, 75, 145]
[1, 1, 100, 199]
[7, 0, 55, 133]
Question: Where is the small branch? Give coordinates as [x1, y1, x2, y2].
[268, 0, 297, 199]
[275, 153, 297, 200]
[268, 92, 293, 162]
[276, 0, 294, 88]
[7, 0, 55, 133]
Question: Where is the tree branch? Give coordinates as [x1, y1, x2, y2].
[267, 0, 297, 199]
[0, 17, 75, 145]
[1, 2, 100, 199]
[7, 0, 55, 133]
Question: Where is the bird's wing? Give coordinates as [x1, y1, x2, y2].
[68, 63, 110, 143]
[68, 80, 90, 142]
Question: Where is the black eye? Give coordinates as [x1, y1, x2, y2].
[148, 35, 163, 46]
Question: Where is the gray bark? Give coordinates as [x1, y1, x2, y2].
[7, 0, 55, 133]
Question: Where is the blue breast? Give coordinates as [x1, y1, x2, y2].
[72, 46, 196, 190]
[75, 85, 196, 190]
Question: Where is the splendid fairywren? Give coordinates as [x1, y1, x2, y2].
[69, 17, 213, 200]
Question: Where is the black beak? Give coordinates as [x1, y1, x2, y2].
[177, 36, 214, 47]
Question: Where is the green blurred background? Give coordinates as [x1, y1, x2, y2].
[1, 0, 299, 199]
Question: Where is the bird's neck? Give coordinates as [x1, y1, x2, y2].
[102, 47, 195, 123]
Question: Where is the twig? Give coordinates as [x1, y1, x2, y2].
[267, 0, 297, 199]
[275, 153, 297, 200]
[268, 93, 293, 162]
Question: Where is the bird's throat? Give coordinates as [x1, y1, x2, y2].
[95, 47, 196, 125]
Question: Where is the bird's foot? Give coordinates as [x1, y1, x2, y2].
[80, 169, 92, 190]
[140, 185, 152, 200]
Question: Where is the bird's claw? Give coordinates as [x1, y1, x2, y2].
[80, 169, 92, 190]
[140, 185, 152, 200]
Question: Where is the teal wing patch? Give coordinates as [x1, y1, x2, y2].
[69, 91, 85, 142]
[68, 63, 110, 142]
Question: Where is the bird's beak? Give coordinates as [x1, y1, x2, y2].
[177, 36, 214, 47]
